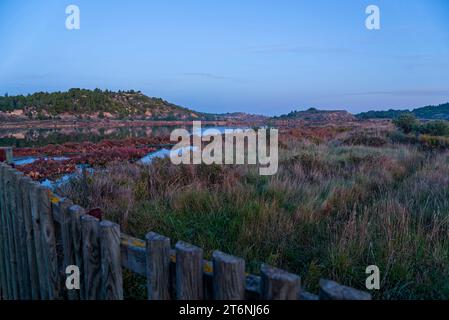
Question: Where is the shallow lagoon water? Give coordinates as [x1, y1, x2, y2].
[11, 125, 247, 189]
[13, 156, 70, 166]
[0, 125, 249, 148]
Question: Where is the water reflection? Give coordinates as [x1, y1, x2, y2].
[0, 124, 251, 148]
[0, 126, 174, 148]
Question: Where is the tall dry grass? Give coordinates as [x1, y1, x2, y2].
[58, 128, 449, 299]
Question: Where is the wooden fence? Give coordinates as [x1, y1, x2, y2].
[0, 162, 372, 300]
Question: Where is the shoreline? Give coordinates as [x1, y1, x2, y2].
[0, 119, 265, 130]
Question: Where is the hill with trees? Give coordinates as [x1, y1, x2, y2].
[271, 107, 356, 122]
[0, 88, 219, 121]
[356, 102, 449, 120]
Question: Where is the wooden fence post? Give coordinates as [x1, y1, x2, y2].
[0, 164, 9, 299]
[175, 241, 204, 300]
[260, 264, 300, 300]
[36, 185, 62, 299]
[10, 170, 28, 300]
[212, 250, 245, 300]
[61, 200, 84, 300]
[29, 181, 48, 299]
[81, 214, 102, 300]
[100, 220, 123, 300]
[145, 232, 171, 300]
[15, 173, 32, 300]
[20, 176, 41, 300]
[0, 166, 3, 299]
[64, 205, 85, 300]
[4, 167, 19, 299]
[51, 198, 73, 299]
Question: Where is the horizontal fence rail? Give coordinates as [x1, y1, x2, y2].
[0, 161, 372, 300]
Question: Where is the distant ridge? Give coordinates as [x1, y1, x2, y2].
[272, 107, 356, 122]
[356, 102, 449, 120]
[216, 112, 268, 122]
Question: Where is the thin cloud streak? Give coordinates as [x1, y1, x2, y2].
[344, 89, 449, 96]
[244, 44, 353, 55]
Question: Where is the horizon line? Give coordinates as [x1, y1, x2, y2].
[1, 87, 448, 117]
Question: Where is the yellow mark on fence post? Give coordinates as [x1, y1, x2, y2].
[47, 190, 61, 204]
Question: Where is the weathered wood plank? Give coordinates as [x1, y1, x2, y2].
[29, 180, 48, 299]
[0, 164, 9, 299]
[20, 176, 41, 300]
[51, 199, 64, 224]
[81, 214, 102, 300]
[319, 279, 372, 300]
[67, 205, 85, 299]
[100, 220, 123, 300]
[15, 174, 32, 300]
[4, 167, 19, 299]
[298, 291, 319, 300]
[260, 264, 300, 300]
[145, 232, 171, 300]
[212, 250, 245, 300]
[51, 198, 72, 299]
[120, 234, 146, 276]
[175, 241, 204, 300]
[118, 234, 262, 300]
[0, 166, 3, 299]
[61, 204, 82, 300]
[37, 185, 62, 299]
[10, 170, 28, 299]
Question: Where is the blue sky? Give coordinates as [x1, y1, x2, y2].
[0, 0, 448, 115]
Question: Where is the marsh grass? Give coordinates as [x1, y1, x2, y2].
[59, 128, 449, 299]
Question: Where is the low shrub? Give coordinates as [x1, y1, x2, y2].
[418, 121, 449, 136]
[393, 113, 419, 134]
[342, 132, 387, 147]
[418, 134, 449, 150]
